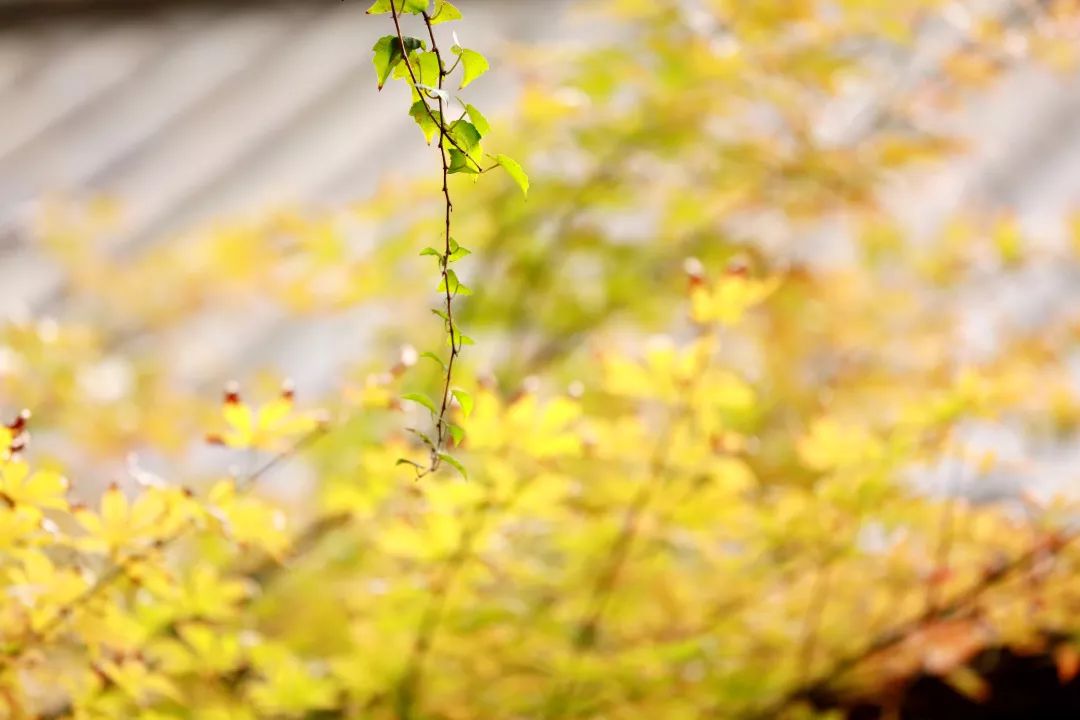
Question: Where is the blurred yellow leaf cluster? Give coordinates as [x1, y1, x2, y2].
[1, 1, 1080, 719]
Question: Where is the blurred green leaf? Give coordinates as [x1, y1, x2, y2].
[401, 392, 438, 415]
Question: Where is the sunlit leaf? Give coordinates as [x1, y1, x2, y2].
[402, 392, 438, 415]
[453, 47, 489, 88]
[494, 154, 529, 196]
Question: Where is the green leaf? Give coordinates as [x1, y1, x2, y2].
[372, 35, 424, 90]
[465, 104, 491, 137]
[448, 327, 473, 348]
[437, 269, 472, 296]
[447, 423, 465, 445]
[449, 120, 481, 152]
[431, 308, 449, 322]
[448, 149, 479, 175]
[401, 392, 438, 415]
[409, 101, 441, 144]
[453, 48, 489, 89]
[396, 457, 425, 469]
[495, 154, 529, 197]
[452, 388, 474, 418]
[419, 246, 442, 258]
[430, 0, 462, 24]
[438, 453, 468, 480]
[417, 51, 441, 87]
[420, 351, 446, 369]
[366, 0, 429, 14]
[406, 427, 436, 448]
[448, 245, 471, 262]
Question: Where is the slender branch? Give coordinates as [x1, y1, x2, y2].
[739, 528, 1079, 719]
[549, 376, 704, 717]
[795, 562, 833, 685]
[388, 3, 468, 477]
[926, 440, 960, 613]
[424, 10, 459, 465]
[394, 495, 491, 720]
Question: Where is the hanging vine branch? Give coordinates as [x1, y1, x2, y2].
[367, 0, 528, 481]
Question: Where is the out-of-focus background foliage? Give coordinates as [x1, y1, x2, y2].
[5, 1, 1080, 718]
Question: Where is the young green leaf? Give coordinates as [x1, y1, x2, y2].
[453, 48, 489, 89]
[420, 351, 447, 369]
[465, 104, 491, 137]
[448, 149, 480, 175]
[409, 101, 441, 144]
[448, 245, 471, 262]
[437, 269, 472, 295]
[372, 35, 424, 90]
[366, 0, 429, 14]
[447, 423, 465, 445]
[451, 388, 474, 418]
[449, 120, 482, 152]
[448, 326, 470, 347]
[438, 453, 468, 480]
[419, 246, 442, 258]
[495, 154, 529, 197]
[429, 0, 462, 24]
[406, 426, 436, 448]
[401, 392, 438, 415]
[417, 51, 441, 87]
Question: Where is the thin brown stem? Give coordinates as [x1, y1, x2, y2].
[388, 3, 469, 477]
[739, 528, 1079, 719]
[394, 496, 490, 719]
[795, 562, 833, 684]
[927, 441, 960, 614]
[549, 386, 699, 718]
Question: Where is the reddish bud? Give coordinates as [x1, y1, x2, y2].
[280, 378, 295, 401]
[683, 256, 706, 290]
[725, 257, 750, 277]
[6, 409, 30, 433]
[223, 381, 241, 405]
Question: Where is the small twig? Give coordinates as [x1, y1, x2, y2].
[795, 562, 833, 685]
[739, 528, 1079, 719]
[927, 439, 960, 614]
[394, 470, 543, 719]
[394, 496, 490, 720]
[549, 389, 700, 717]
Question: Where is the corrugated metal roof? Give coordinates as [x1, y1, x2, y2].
[0, 0, 566, 403]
